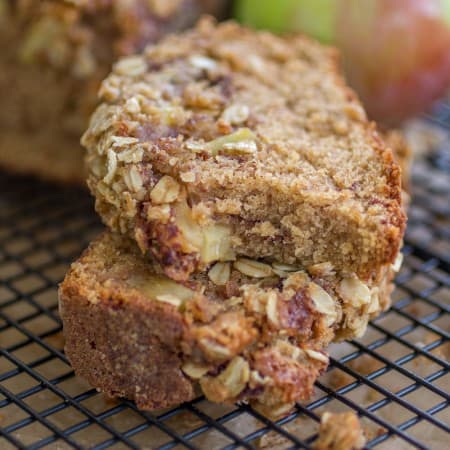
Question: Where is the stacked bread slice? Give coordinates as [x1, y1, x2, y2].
[60, 19, 406, 416]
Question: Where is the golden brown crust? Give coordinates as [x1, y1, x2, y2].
[59, 231, 399, 414]
[60, 284, 195, 409]
[83, 18, 405, 281]
[0, 0, 226, 184]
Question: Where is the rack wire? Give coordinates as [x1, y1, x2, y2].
[0, 102, 449, 449]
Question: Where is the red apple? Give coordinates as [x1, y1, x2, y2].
[336, 0, 450, 124]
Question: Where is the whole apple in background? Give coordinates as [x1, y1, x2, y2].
[337, 0, 450, 124]
[234, 0, 336, 43]
[235, 0, 450, 125]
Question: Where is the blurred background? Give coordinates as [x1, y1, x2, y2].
[235, 0, 450, 125]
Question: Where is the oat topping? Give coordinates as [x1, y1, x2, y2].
[338, 278, 371, 307]
[146, 204, 171, 222]
[265, 292, 279, 326]
[272, 262, 301, 272]
[155, 293, 183, 307]
[391, 252, 404, 272]
[200, 356, 250, 402]
[181, 361, 211, 379]
[189, 54, 218, 71]
[308, 282, 338, 326]
[234, 258, 274, 278]
[208, 262, 231, 285]
[221, 104, 250, 125]
[304, 349, 329, 364]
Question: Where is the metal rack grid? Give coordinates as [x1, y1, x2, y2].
[0, 103, 449, 450]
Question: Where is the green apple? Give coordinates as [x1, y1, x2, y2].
[234, 0, 336, 43]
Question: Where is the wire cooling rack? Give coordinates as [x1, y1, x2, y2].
[0, 105, 449, 450]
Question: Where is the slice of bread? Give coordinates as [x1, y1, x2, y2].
[59, 231, 397, 414]
[83, 18, 405, 282]
[0, 1, 226, 184]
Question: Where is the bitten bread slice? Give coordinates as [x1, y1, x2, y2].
[83, 18, 405, 282]
[59, 232, 399, 414]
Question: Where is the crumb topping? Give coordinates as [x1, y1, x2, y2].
[314, 412, 366, 450]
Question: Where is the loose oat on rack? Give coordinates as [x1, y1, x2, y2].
[314, 411, 366, 450]
[83, 18, 405, 286]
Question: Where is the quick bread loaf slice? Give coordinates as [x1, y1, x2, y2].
[83, 18, 405, 283]
[59, 232, 399, 414]
[0, 0, 226, 184]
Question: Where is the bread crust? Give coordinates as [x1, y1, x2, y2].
[61, 280, 195, 409]
[380, 129, 412, 193]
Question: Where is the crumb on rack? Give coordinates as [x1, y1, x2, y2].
[314, 411, 366, 450]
